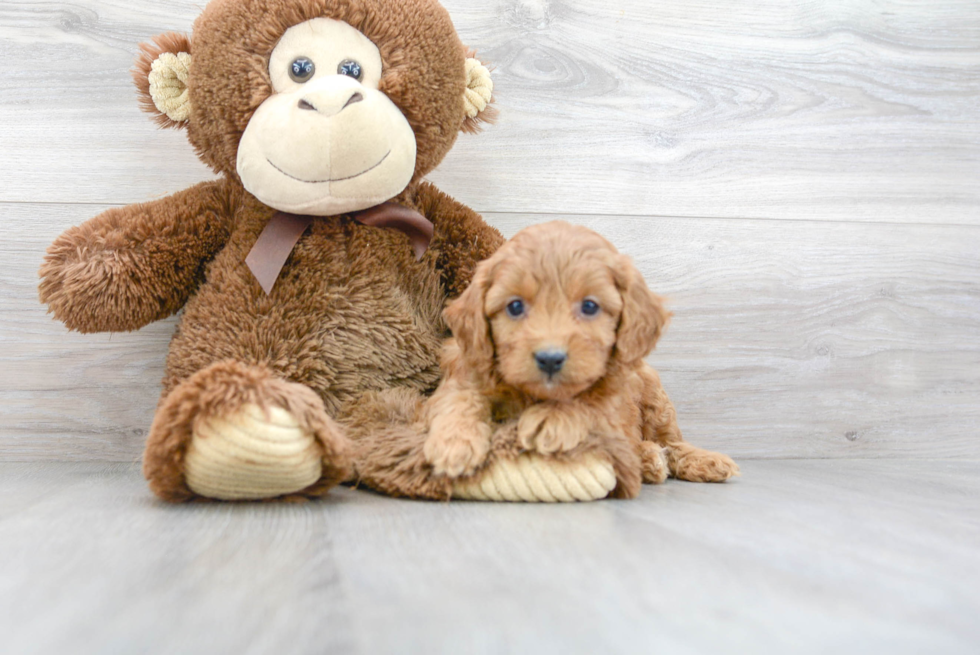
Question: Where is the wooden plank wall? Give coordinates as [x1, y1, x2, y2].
[1, 0, 978, 462]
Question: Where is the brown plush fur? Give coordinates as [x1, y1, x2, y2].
[39, 0, 504, 501]
[419, 222, 739, 497]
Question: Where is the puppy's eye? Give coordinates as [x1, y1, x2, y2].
[289, 57, 316, 83]
[505, 299, 526, 318]
[580, 299, 601, 317]
[338, 59, 362, 80]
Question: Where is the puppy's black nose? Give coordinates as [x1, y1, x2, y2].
[535, 350, 567, 375]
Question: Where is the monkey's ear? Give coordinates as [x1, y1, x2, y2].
[133, 32, 193, 129]
[461, 52, 497, 134]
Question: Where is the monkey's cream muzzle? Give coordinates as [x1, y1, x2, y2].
[237, 74, 417, 216]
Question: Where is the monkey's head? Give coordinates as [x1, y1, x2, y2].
[134, 0, 494, 215]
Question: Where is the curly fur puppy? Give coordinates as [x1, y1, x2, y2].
[422, 221, 739, 494]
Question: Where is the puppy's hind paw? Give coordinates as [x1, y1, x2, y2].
[423, 426, 492, 478]
[667, 445, 740, 483]
[639, 442, 669, 484]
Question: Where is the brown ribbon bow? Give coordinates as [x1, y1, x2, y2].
[245, 202, 435, 295]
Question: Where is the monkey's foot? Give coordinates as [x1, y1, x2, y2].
[452, 452, 617, 502]
[184, 404, 323, 500]
[144, 360, 351, 502]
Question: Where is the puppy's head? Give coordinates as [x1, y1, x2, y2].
[444, 221, 670, 401]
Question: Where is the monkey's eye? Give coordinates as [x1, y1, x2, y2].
[289, 57, 316, 83]
[580, 299, 601, 317]
[338, 59, 362, 80]
[505, 299, 526, 319]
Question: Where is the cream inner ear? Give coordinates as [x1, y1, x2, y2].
[463, 58, 493, 119]
[236, 18, 417, 216]
[149, 52, 192, 122]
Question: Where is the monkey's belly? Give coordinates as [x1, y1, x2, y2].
[163, 224, 446, 414]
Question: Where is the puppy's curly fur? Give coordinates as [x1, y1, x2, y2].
[423, 221, 739, 496]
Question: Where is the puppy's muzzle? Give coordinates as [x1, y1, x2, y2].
[534, 349, 567, 376]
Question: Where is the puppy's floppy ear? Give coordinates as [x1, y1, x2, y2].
[613, 255, 671, 364]
[443, 257, 496, 373]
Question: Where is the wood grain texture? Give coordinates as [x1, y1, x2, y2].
[4, 203, 978, 461]
[0, 460, 978, 654]
[0, 0, 978, 221]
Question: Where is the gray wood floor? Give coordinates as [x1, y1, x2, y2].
[2, 0, 979, 652]
[1, 460, 978, 654]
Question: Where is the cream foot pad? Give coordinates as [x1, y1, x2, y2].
[184, 404, 323, 500]
[452, 453, 617, 502]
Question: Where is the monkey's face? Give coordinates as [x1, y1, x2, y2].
[134, 0, 495, 204]
[236, 18, 417, 216]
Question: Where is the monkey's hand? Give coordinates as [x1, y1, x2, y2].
[39, 181, 233, 333]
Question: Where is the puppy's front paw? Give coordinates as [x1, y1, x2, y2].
[423, 422, 492, 478]
[518, 404, 589, 455]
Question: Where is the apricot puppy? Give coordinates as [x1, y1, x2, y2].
[423, 221, 739, 491]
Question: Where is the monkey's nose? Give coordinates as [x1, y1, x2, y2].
[342, 92, 364, 109]
[534, 350, 567, 375]
[297, 90, 364, 115]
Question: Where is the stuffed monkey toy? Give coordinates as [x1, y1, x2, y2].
[39, 0, 638, 502]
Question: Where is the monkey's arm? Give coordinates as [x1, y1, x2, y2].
[413, 182, 505, 298]
[39, 180, 235, 333]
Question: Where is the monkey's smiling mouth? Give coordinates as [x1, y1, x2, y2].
[267, 150, 391, 184]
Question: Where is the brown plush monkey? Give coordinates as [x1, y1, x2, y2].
[37, 0, 644, 502]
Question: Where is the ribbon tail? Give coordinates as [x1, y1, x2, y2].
[245, 213, 314, 295]
[354, 202, 434, 261]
